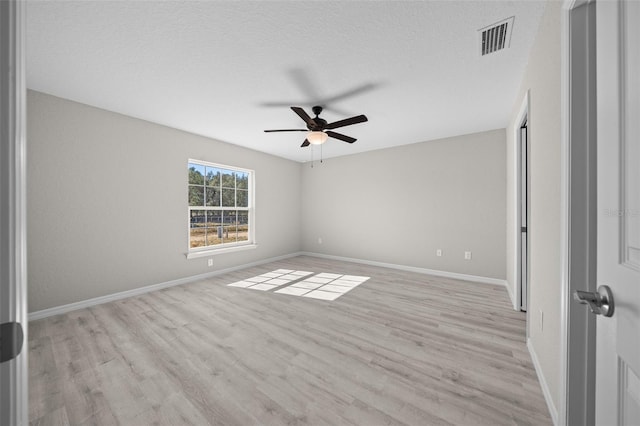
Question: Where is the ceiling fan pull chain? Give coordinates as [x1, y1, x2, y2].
[320, 142, 323, 163]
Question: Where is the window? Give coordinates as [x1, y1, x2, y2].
[188, 160, 253, 254]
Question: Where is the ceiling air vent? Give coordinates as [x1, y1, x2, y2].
[479, 16, 515, 56]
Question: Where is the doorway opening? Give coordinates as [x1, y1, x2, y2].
[518, 116, 529, 312]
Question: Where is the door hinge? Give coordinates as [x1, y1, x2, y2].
[0, 322, 24, 363]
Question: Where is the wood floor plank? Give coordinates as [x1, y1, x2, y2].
[29, 255, 552, 425]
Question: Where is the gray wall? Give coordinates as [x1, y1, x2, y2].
[27, 91, 508, 313]
[27, 91, 301, 312]
[301, 129, 507, 280]
[506, 0, 562, 416]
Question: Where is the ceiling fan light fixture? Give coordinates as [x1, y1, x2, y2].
[307, 131, 328, 145]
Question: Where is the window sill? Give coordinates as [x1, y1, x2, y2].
[186, 243, 257, 259]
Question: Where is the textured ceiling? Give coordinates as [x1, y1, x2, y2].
[26, 1, 546, 162]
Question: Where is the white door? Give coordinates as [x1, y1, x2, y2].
[596, 0, 640, 423]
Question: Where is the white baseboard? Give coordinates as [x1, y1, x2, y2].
[30, 251, 508, 321]
[28, 252, 303, 321]
[300, 251, 508, 288]
[505, 278, 517, 310]
[527, 338, 559, 425]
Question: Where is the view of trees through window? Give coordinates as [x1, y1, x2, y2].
[188, 161, 251, 249]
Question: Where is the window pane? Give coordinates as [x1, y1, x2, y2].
[238, 211, 249, 242]
[225, 225, 237, 243]
[205, 187, 220, 207]
[221, 169, 235, 188]
[206, 210, 222, 228]
[205, 210, 223, 246]
[189, 185, 204, 206]
[190, 210, 206, 227]
[223, 210, 237, 225]
[188, 163, 205, 185]
[236, 172, 248, 189]
[223, 210, 238, 243]
[236, 189, 248, 207]
[205, 167, 221, 187]
[222, 188, 235, 207]
[189, 210, 206, 248]
[206, 227, 223, 246]
[190, 228, 206, 248]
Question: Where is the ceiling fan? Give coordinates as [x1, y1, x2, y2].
[264, 106, 368, 147]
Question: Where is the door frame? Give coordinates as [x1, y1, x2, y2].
[519, 114, 528, 313]
[559, 0, 597, 424]
[513, 92, 530, 316]
[0, 0, 28, 424]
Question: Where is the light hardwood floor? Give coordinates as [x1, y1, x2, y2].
[29, 256, 552, 425]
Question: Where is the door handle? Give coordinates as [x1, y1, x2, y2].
[573, 285, 614, 317]
[0, 322, 24, 363]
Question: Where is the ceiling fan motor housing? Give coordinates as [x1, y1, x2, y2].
[309, 118, 327, 131]
[309, 106, 327, 130]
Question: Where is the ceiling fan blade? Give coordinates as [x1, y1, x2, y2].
[291, 107, 315, 126]
[301, 139, 310, 147]
[264, 129, 308, 132]
[326, 131, 357, 144]
[325, 114, 368, 130]
[289, 68, 321, 101]
[320, 83, 379, 105]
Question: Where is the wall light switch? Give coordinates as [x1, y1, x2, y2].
[208, 258, 213, 267]
[436, 249, 442, 257]
[464, 251, 472, 260]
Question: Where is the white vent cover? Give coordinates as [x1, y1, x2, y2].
[478, 16, 515, 56]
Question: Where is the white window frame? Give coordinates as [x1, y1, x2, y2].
[186, 159, 256, 259]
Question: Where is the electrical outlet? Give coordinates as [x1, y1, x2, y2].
[318, 237, 323, 245]
[539, 309, 544, 331]
[207, 258, 213, 267]
[464, 251, 472, 260]
[436, 249, 442, 257]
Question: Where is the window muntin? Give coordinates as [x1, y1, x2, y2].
[188, 160, 253, 251]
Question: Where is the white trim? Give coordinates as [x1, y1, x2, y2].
[559, 2, 574, 425]
[0, 0, 28, 424]
[186, 243, 257, 259]
[559, 1, 595, 424]
[528, 338, 559, 425]
[505, 275, 516, 303]
[301, 251, 508, 288]
[187, 158, 252, 175]
[28, 252, 302, 321]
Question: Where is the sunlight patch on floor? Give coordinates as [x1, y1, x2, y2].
[227, 270, 370, 301]
[227, 269, 313, 290]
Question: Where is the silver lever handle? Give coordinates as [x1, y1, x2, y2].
[573, 285, 614, 317]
